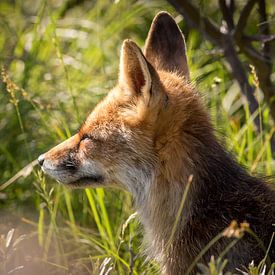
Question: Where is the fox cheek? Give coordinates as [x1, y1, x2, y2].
[59, 151, 80, 170]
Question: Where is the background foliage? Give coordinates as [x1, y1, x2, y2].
[0, 0, 274, 274]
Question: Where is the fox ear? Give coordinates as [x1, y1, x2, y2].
[119, 39, 153, 103]
[144, 11, 189, 79]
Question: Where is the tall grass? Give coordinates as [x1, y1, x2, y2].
[0, 0, 274, 274]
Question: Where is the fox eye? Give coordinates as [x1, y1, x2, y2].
[80, 133, 102, 145]
[81, 134, 91, 141]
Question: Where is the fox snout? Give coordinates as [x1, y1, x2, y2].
[38, 135, 106, 188]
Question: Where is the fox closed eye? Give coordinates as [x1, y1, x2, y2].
[80, 132, 103, 143]
[80, 134, 91, 141]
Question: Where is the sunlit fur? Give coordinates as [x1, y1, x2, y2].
[40, 12, 275, 274]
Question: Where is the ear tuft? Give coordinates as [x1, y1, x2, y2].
[144, 11, 189, 79]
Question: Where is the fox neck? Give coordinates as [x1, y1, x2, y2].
[134, 122, 231, 268]
[135, 148, 196, 265]
[136, 176, 194, 264]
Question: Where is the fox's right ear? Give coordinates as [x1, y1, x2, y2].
[144, 12, 189, 79]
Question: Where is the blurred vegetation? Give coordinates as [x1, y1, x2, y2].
[0, 0, 274, 274]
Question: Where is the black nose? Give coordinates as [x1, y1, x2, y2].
[38, 154, 45, 166]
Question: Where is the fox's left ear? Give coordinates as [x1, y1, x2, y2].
[119, 39, 155, 104]
[144, 12, 189, 79]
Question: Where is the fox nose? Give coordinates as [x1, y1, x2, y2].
[38, 154, 45, 166]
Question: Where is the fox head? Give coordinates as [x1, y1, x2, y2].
[39, 12, 210, 199]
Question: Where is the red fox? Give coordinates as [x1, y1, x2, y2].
[39, 12, 275, 274]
